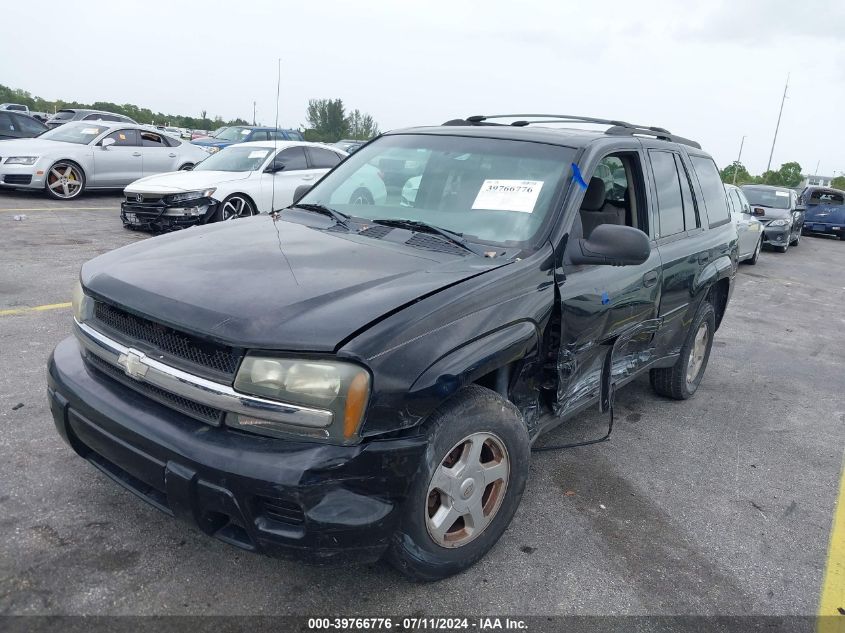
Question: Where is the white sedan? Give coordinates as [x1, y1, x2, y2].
[0, 121, 209, 200]
[121, 141, 386, 231]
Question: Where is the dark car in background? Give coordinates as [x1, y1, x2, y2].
[0, 110, 48, 140]
[49, 114, 736, 580]
[46, 109, 137, 128]
[740, 184, 804, 253]
[190, 126, 304, 155]
[799, 186, 845, 240]
[333, 139, 366, 153]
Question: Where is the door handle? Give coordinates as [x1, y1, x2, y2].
[643, 271, 659, 288]
[132, 152, 141, 157]
[301, 175, 316, 181]
[168, 153, 176, 158]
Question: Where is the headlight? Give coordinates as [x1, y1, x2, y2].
[165, 188, 215, 204]
[231, 356, 371, 443]
[202, 146, 220, 154]
[768, 219, 789, 227]
[5, 156, 38, 165]
[71, 278, 93, 323]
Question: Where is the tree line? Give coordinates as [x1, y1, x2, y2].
[0, 85, 382, 141]
[720, 160, 845, 190]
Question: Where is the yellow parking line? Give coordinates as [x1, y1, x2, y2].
[0, 302, 71, 317]
[819, 453, 845, 633]
[0, 207, 114, 212]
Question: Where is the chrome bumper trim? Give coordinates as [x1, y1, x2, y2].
[73, 319, 333, 429]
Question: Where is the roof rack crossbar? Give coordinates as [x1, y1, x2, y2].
[458, 114, 701, 150]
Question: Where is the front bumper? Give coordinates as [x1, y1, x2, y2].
[761, 225, 790, 247]
[48, 336, 427, 563]
[120, 197, 218, 232]
[0, 164, 43, 189]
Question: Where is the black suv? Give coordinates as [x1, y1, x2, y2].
[48, 114, 737, 580]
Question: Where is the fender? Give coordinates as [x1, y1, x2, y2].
[405, 321, 540, 420]
[691, 252, 732, 309]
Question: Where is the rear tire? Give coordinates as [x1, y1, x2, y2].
[386, 385, 529, 581]
[650, 301, 715, 400]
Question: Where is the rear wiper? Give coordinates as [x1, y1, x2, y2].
[290, 203, 351, 229]
[372, 218, 485, 256]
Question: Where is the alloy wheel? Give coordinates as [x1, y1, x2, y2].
[686, 321, 709, 385]
[425, 432, 510, 548]
[221, 196, 253, 220]
[47, 163, 83, 199]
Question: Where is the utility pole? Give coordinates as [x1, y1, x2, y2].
[253, 101, 257, 126]
[732, 135, 746, 185]
[814, 160, 820, 176]
[766, 73, 789, 173]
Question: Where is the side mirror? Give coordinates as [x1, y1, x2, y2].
[101, 137, 116, 149]
[264, 162, 285, 174]
[569, 224, 651, 267]
[293, 184, 312, 204]
[752, 207, 765, 216]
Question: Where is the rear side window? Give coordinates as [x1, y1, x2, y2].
[649, 150, 685, 238]
[307, 147, 342, 169]
[140, 131, 166, 147]
[690, 156, 730, 226]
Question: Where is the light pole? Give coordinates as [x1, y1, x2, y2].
[766, 73, 789, 173]
[732, 135, 746, 185]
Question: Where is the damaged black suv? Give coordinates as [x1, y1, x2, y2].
[48, 114, 737, 580]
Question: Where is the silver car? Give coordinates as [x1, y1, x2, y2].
[725, 183, 764, 264]
[0, 121, 209, 200]
[45, 108, 136, 129]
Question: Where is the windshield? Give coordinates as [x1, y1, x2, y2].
[298, 134, 574, 246]
[741, 187, 791, 209]
[38, 122, 109, 144]
[194, 145, 273, 172]
[210, 126, 229, 137]
[214, 126, 252, 142]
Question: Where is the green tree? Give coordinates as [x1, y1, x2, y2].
[346, 109, 380, 139]
[776, 162, 803, 188]
[832, 175, 845, 190]
[305, 98, 349, 142]
[720, 161, 755, 185]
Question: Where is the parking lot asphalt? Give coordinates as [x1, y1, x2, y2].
[1, 188, 843, 617]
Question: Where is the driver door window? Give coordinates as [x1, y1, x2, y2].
[103, 129, 140, 146]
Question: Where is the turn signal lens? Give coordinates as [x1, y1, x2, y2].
[344, 371, 371, 439]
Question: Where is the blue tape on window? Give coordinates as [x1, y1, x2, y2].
[601, 291, 610, 305]
[571, 163, 589, 189]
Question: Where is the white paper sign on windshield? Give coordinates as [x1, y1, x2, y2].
[472, 180, 543, 213]
[248, 150, 269, 159]
[775, 191, 789, 197]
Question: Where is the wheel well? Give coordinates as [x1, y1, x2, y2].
[709, 278, 730, 331]
[178, 163, 194, 170]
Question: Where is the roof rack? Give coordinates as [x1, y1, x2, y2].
[443, 114, 701, 149]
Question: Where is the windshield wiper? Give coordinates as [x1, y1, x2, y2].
[371, 218, 485, 256]
[290, 203, 351, 229]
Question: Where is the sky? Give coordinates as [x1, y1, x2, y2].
[4, 0, 844, 177]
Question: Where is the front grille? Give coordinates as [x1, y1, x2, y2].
[3, 174, 33, 185]
[256, 495, 305, 526]
[125, 194, 163, 204]
[405, 233, 467, 255]
[93, 301, 241, 380]
[86, 353, 224, 426]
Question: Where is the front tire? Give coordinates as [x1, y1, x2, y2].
[775, 240, 789, 253]
[650, 301, 715, 400]
[746, 236, 762, 265]
[790, 232, 800, 247]
[387, 385, 529, 581]
[178, 163, 194, 171]
[45, 161, 85, 200]
[215, 194, 255, 221]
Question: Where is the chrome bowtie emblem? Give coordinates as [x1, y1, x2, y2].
[117, 350, 149, 380]
[135, 193, 143, 202]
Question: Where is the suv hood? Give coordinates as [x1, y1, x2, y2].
[81, 215, 506, 352]
[124, 170, 250, 194]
